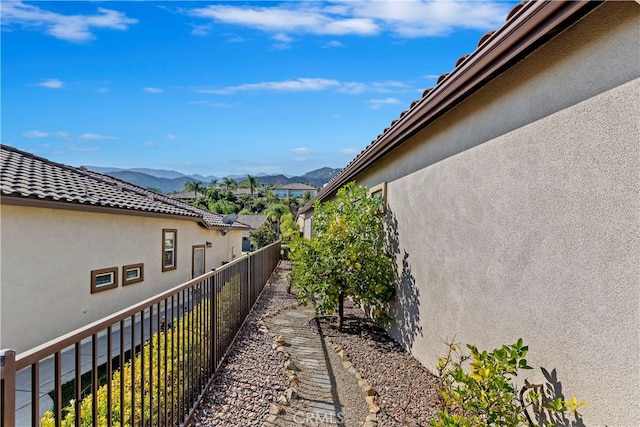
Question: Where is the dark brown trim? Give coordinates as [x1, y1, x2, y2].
[191, 245, 206, 279]
[302, 0, 599, 213]
[122, 263, 144, 286]
[162, 229, 178, 272]
[91, 267, 118, 294]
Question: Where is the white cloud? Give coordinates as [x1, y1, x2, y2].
[193, 78, 341, 95]
[273, 33, 294, 43]
[23, 130, 48, 138]
[23, 130, 70, 139]
[367, 97, 403, 110]
[144, 141, 157, 147]
[166, 134, 177, 140]
[187, 1, 508, 39]
[97, 87, 109, 93]
[193, 77, 412, 96]
[322, 40, 345, 49]
[338, 80, 410, 95]
[37, 79, 64, 89]
[191, 24, 212, 36]
[189, 4, 378, 37]
[143, 87, 164, 94]
[77, 133, 118, 141]
[291, 147, 319, 155]
[67, 144, 101, 152]
[1, 1, 138, 42]
[189, 101, 233, 108]
[338, 148, 359, 155]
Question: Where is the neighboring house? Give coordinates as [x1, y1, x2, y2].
[168, 190, 206, 200]
[237, 214, 269, 252]
[298, 2, 639, 425]
[232, 188, 261, 197]
[0, 145, 248, 353]
[272, 183, 317, 198]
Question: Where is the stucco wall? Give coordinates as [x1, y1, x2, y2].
[0, 205, 242, 353]
[347, 2, 638, 425]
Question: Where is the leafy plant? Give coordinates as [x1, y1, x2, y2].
[249, 221, 277, 249]
[289, 182, 395, 329]
[41, 300, 212, 427]
[432, 339, 587, 427]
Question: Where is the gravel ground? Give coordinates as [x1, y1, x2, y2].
[191, 262, 297, 426]
[191, 261, 443, 426]
[317, 302, 443, 427]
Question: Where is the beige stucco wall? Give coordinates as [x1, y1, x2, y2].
[345, 2, 638, 425]
[0, 205, 242, 353]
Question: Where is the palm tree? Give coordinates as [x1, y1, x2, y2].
[184, 180, 203, 199]
[222, 177, 237, 192]
[264, 203, 289, 236]
[246, 175, 258, 196]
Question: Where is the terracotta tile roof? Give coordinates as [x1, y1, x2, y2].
[236, 214, 269, 230]
[299, 0, 599, 214]
[0, 144, 247, 230]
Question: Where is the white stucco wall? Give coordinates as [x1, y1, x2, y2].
[346, 3, 638, 425]
[0, 205, 242, 353]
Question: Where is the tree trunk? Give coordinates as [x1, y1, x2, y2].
[338, 288, 345, 331]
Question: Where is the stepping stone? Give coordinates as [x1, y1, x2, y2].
[271, 318, 291, 325]
[289, 336, 309, 345]
[298, 358, 319, 369]
[296, 346, 320, 355]
[310, 374, 332, 389]
[286, 310, 312, 318]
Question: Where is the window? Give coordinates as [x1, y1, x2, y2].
[91, 267, 118, 294]
[369, 182, 387, 214]
[123, 263, 144, 286]
[162, 229, 177, 272]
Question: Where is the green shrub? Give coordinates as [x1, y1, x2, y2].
[432, 339, 586, 427]
[42, 301, 211, 427]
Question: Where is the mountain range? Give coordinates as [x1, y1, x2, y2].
[86, 166, 341, 194]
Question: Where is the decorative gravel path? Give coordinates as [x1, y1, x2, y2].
[190, 261, 442, 426]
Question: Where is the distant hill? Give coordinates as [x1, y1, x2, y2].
[86, 166, 341, 193]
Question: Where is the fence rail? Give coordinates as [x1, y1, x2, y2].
[0, 241, 281, 427]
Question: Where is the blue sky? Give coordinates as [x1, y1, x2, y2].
[2, 1, 516, 178]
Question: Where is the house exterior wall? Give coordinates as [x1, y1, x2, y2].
[0, 204, 242, 353]
[340, 3, 638, 425]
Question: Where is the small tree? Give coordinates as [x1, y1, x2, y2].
[249, 221, 277, 249]
[246, 175, 258, 195]
[290, 182, 394, 329]
[263, 203, 289, 236]
[222, 177, 237, 192]
[184, 180, 203, 199]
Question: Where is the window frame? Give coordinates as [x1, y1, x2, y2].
[91, 267, 118, 294]
[162, 229, 178, 272]
[122, 263, 144, 286]
[369, 182, 387, 215]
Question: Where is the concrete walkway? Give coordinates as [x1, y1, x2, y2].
[260, 304, 372, 427]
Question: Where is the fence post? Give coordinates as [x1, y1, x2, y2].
[0, 349, 16, 427]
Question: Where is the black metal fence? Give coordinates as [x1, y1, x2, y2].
[0, 241, 281, 427]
